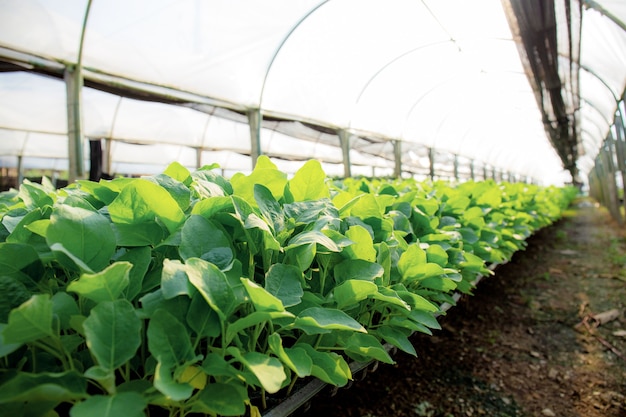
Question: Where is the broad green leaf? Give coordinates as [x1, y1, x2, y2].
[462, 205, 485, 221]
[476, 186, 502, 207]
[139, 291, 191, 327]
[149, 174, 191, 212]
[179, 215, 234, 269]
[51, 292, 79, 330]
[83, 299, 141, 371]
[0, 323, 21, 357]
[70, 392, 147, 417]
[231, 156, 288, 204]
[264, 263, 304, 308]
[46, 204, 116, 272]
[333, 280, 378, 309]
[393, 289, 438, 312]
[114, 246, 152, 301]
[283, 242, 316, 272]
[408, 309, 442, 330]
[190, 196, 233, 218]
[288, 160, 329, 201]
[153, 362, 194, 401]
[0, 370, 86, 404]
[163, 161, 191, 185]
[397, 244, 427, 280]
[293, 307, 366, 335]
[373, 326, 417, 356]
[227, 347, 287, 394]
[426, 245, 449, 267]
[111, 222, 165, 247]
[192, 166, 233, 195]
[185, 258, 238, 320]
[0, 275, 31, 323]
[343, 225, 376, 262]
[254, 184, 285, 234]
[444, 195, 470, 214]
[186, 292, 221, 338]
[161, 259, 193, 299]
[268, 333, 312, 378]
[420, 276, 457, 292]
[343, 333, 394, 364]
[285, 230, 341, 252]
[240, 278, 285, 312]
[333, 259, 384, 284]
[349, 193, 383, 218]
[18, 180, 55, 210]
[108, 179, 185, 234]
[194, 383, 247, 417]
[147, 309, 196, 367]
[83, 366, 116, 395]
[0, 242, 44, 282]
[49, 242, 94, 273]
[414, 197, 439, 216]
[5, 208, 43, 244]
[226, 310, 294, 344]
[201, 353, 242, 379]
[388, 315, 433, 335]
[296, 344, 351, 386]
[370, 286, 411, 310]
[24, 218, 50, 238]
[67, 262, 131, 303]
[3, 294, 53, 344]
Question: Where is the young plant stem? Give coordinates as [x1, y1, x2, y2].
[32, 339, 70, 370]
[286, 374, 299, 396]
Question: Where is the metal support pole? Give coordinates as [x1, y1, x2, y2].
[601, 141, 621, 223]
[428, 147, 435, 180]
[248, 109, 262, 169]
[338, 129, 352, 178]
[66, 66, 85, 183]
[65, 0, 92, 183]
[393, 140, 402, 178]
[613, 109, 626, 220]
[196, 147, 203, 169]
[17, 155, 23, 185]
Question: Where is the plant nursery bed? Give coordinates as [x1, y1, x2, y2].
[294, 198, 626, 417]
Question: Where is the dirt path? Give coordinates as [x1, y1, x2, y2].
[296, 199, 626, 417]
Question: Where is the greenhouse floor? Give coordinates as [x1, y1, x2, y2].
[295, 198, 626, 417]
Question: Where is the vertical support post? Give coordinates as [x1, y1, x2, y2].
[428, 147, 435, 180]
[470, 159, 475, 180]
[17, 155, 23, 185]
[483, 165, 488, 181]
[65, 66, 85, 183]
[338, 129, 352, 178]
[65, 0, 92, 184]
[453, 154, 459, 181]
[196, 147, 202, 169]
[605, 136, 623, 223]
[103, 138, 112, 176]
[613, 111, 626, 219]
[247, 109, 262, 169]
[393, 139, 402, 178]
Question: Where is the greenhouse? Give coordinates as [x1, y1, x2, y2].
[0, 0, 625, 416]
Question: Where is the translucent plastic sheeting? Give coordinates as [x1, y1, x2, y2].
[0, 72, 397, 177]
[0, 0, 623, 186]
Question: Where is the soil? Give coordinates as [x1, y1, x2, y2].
[293, 198, 626, 417]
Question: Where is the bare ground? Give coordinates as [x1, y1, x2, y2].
[295, 198, 626, 417]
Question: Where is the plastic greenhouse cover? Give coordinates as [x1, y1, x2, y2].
[0, 0, 624, 186]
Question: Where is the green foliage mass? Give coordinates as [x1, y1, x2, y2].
[0, 158, 576, 416]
